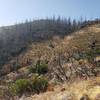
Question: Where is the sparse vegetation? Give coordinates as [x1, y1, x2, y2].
[10, 79, 30, 96]
[31, 76, 48, 94]
[29, 60, 48, 75]
[0, 18, 99, 99]
[0, 17, 85, 69]
[9, 76, 48, 96]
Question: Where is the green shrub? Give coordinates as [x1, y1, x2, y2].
[31, 76, 48, 94]
[10, 76, 48, 96]
[85, 48, 100, 62]
[10, 79, 30, 96]
[36, 63, 48, 75]
[95, 48, 100, 54]
[29, 61, 48, 75]
[84, 49, 96, 62]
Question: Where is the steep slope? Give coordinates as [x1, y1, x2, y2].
[0, 18, 82, 68]
[6, 24, 100, 72]
[23, 77, 100, 100]
[70, 24, 100, 49]
[17, 24, 100, 100]
[0, 20, 100, 76]
[0, 23, 100, 100]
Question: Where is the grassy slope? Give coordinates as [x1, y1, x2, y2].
[25, 77, 100, 100]
[70, 24, 100, 49]
[1, 24, 100, 100]
[9, 24, 100, 68]
[19, 24, 100, 100]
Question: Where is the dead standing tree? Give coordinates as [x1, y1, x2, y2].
[51, 51, 74, 82]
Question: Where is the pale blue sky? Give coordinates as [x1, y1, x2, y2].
[0, 0, 100, 26]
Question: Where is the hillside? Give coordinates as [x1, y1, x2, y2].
[0, 18, 99, 72]
[3, 23, 100, 77]
[0, 23, 100, 100]
[0, 18, 82, 69]
[0, 21, 99, 99]
[17, 24, 100, 100]
[23, 77, 100, 100]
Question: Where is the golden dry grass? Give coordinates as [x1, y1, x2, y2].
[19, 24, 100, 100]
[2, 23, 99, 100]
[21, 77, 100, 100]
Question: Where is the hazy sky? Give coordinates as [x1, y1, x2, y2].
[0, 0, 100, 26]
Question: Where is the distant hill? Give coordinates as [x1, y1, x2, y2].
[0, 18, 100, 74]
[0, 18, 83, 68]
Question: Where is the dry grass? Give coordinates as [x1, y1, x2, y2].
[1, 23, 100, 100]
[22, 77, 100, 100]
[70, 24, 100, 50]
